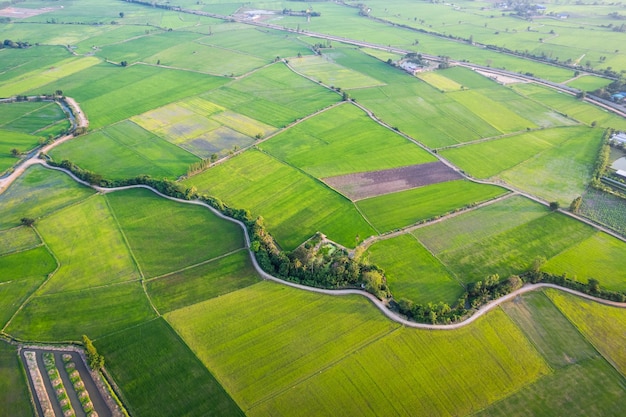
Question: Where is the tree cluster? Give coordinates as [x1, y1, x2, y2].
[1, 39, 30, 49]
[82, 335, 104, 370]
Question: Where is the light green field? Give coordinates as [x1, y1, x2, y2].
[36, 195, 140, 293]
[105, 188, 245, 278]
[0, 101, 66, 135]
[566, 75, 612, 92]
[547, 289, 626, 376]
[0, 129, 41, 173]
[0, 165, 94, 230]
[0, 226, 41, 256]
[147, 250, 259, 314]
[0, 275, 45, 329]
[169, 281, 548, 416]
[166, 281, 400, 411]
[185, 149, 376, 249]
[415, 210, 595, 283]
[413, 196, 549, 255]
[500, 126, 604, 205]
[357, 180, 507, 233]
[417, 71, 464, 92]
[50, 120, 199, 180]
[0, 46, 70, 86]
[365, 234, 463, 305]
[204, 63, 339, 128]
[96, 318, 244, 417]
[6, 281, 156, 341]
[440, 127, 575, 179]
[543, 232, 626, 292]
[0, 341, 33, 417]
[260, 103, 435, 178]
[49, 64, 229, 129]
[132, 97, 275, 158]
[0, 56, 100, 97]
[288, 54, 385, 89]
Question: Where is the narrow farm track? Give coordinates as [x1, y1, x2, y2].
[22, 163, 626, 331]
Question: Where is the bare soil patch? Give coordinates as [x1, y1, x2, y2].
[0, 7, 57, 18]
[323, 161, 462, 200]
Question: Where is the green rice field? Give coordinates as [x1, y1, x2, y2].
[365, 234, 463, 305]
[260, 103, 436, 178]
[288, 54, 385, 90]
[0, 226, 41, 256]
[0, 341, 33, 417]
[357, 180, 507, 233]
[96, 318, 244, 417]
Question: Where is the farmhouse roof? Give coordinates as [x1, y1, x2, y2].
[611, 132, 626, 144]
[616, 170, 626, 179]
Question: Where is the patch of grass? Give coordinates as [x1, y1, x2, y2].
[440, 127, 574, 179]
[543, 232, 626, 292]
[260, 103, 435, 178]
[184, 149, 376, 250]
[288, 54, 385, 89]
[365, 234, 463, 305]
[0, 101, 65, 135]
[413, 196, 549, 254]
[416, 211, 595, 283]
[0, 164, 94, 230]
[579, 187, 626, 236]
[96, 318, 244, 417]
[0, 276, 48, 329]
[500, 126, 603, 205]
[6, 281, 156, 341]
[36, 195, 140, 293]
[357, 180, 507, 233]
[0, 340, 33, 417]
[50, 120, 199, 180]
[147, 250, 260, 314]
[417, 71, 464, 92]
[166, 281, 400, 410]
[204, 63, 339, 128]
[105, 188, 245, 278]
[0, 226, 41, 256]
[501, 291, 598, 368]
[0, 246, 56, 284]
[566, 75, 612, 92]
[0, 129, 42, 173]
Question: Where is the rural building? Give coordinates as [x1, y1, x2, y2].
[611, 132, 626, 145]
[615, 169, 626, 179]
[611, 92, 626, 103]
[399, 61, 424, 75]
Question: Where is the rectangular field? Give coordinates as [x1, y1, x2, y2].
[365, 234, 463, 305]
[50, 120, 199, 180]
[0, 226, 41, 256]
[356, 180, 507, 233]
[260, 103, 436, 178]
[417, 71, 464, 92]
[105, 188, 245, 278]
[36, 195, 140, 293]
[96, 318, 244, 417]
[184, 149, 376, 250]
[288, 54, 385, 90]
[0, 341, 33, 417]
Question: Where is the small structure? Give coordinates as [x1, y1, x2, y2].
[615, 169, 626, 179]
[611, 132, 626, 145]
[611, 92, 626, 103]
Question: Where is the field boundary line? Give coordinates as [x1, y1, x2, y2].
[407, 232, 466, 290]
[0, 242, 45, 258]
[145, 247, 247, 282]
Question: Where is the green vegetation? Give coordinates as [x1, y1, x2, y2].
[185, 149, 376, 249]
[288, 54, 384, 90]
[260, 103, 435, 178]
[417, 71, 464, 92]
[366, 234, 463, 305]
[83, 334, 104, 369]
[106, 188, 244, 278]
[6, 282, 156, 341]
[357, 180, 507, 233]
[0, 341, 33, 417]
[50, 120, 199, 180]
[0, 226, 41, 256]
[36, 196, 140, 293]
[0, 165, 94, 229]
[97, 318, 244, 417]
[147, 250, 259, 314]
[168, 281, 547, 416]
[566, 75, 612, 92]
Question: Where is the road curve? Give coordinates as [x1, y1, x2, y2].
[33, 163, 626, 330]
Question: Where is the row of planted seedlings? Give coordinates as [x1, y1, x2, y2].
[63, 353, 99, 417]
[42, 352, 75, 417]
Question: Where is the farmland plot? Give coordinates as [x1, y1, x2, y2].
[50, 120, 199, 180]
[357, 180, 506, 233]
[184, 149, 376, 249]
[0, 129, 43, 173]
[288, 54, 385, 90]
[96, 318, 244, 417]
[0, 101, 66, 135]
[0, 226, 41, 256]
[260, 103, 435, 178]
[0, 341, 32, 417]
[365, 234, 463, 305]
[105, 188, 245, 278]
[0, 165, 94, 230]
[579, 187, 626, 236]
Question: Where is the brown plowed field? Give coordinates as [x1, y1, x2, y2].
[323, 161, 462, 200]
